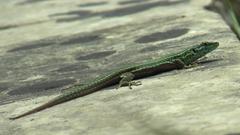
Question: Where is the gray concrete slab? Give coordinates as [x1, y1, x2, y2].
[0, 0, 240, 135]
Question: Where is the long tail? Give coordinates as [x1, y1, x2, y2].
[9, 95, 65, 120]
[9, 67, 130, 120]
[9, 87, 96, 120]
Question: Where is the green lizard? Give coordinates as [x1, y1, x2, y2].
[9, 42, 219, 120]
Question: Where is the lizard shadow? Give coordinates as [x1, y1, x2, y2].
[193, 57, 223, 71]
[225, 133, 240, 135]
[197, 58, 222, 65]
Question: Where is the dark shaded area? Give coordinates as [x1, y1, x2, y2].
[76, 50, 116, 61]
[193, 57, 226, 72]
[17, 0, 49, 5]
[50, 0, 188, 23]
[0, 25, 18, 30]
[78, 1, 107, 7]
[0, 96, 14, 105]
[0, 21, 47, 31]
[0, 85, 8, 92]
[7, 40, 54, 52]
[197, 58, 222, 65]
[7, 33, 102, 52]
[204, 2, 217, 13]
[92, 1, 186, 18]
[55, 64, 89, 73]
[49, 10, 92, 20]
[225, 133, 240, 135]
[8, 79, 75, 96]
[59, 35, 101, 45]
[118, 0, 149, 5]
[135, 28, 189, 43]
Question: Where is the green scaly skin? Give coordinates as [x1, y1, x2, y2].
[9, 42, 219, 120]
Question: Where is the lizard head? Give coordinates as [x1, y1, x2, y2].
[191, 42, 219, 55]
[181, 42, 219, 65]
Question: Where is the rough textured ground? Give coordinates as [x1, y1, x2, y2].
[0, 0, 240, 135]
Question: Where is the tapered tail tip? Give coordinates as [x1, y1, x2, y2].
[9, 116, 19, 120]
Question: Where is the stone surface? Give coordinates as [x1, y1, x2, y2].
[0, 0, 240, 135]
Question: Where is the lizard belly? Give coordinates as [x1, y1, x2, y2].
[132, 62, 181, 79]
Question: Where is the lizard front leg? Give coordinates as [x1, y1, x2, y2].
[117, 72, 141, 89]
[173, 59, 197, 69]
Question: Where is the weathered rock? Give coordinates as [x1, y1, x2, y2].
[0, 0, 239, 135]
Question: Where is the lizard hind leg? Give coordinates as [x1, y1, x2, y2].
[117, 72, 141, 89]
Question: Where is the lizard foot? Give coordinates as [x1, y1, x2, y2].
[116, 72, 141, 89]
